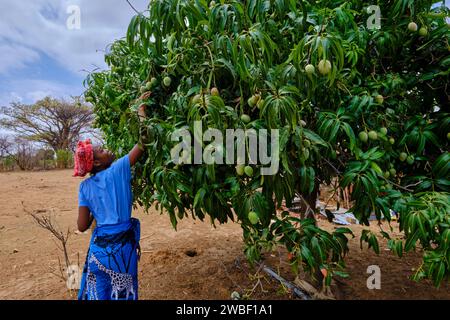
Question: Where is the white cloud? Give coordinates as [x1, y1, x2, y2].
[0, 43, 40, 74]
[0, 0, 149, 107]
[0, 79, 83, 107]
[0, 91, 23, 107]
[9, 92, 23, 103]
[0, 0, 148, 76]
[27, 90, 59, 102]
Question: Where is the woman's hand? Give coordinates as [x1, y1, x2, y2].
[139, 91, 152, 101]
[138, 103, 146, 120]
[138, 91, 150, 120]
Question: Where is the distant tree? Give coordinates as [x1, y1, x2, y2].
[0, 135, 11, 157]
[12, 137, 35, 170]
[55, 149, 74, 169]
[0, 97, 94, 152]
[0, 135, 13, 171]
[35, 148, 55, 170]
[35, 148, 55, 161]
[0, 135, 59, 170]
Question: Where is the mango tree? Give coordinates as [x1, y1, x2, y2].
[84, 0, 450, 287]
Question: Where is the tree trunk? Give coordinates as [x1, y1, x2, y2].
[299, 182, 320, 221]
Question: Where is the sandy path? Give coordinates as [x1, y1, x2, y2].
[0, 170, 448, 300]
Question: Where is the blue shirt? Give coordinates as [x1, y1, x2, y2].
[78, 155, 132, 226]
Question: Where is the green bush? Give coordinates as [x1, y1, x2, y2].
[56, 149, 73, 169]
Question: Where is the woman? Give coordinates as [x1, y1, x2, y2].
[74, 93, 149, 300]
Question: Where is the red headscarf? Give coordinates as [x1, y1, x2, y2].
[73, 139, 94, 177]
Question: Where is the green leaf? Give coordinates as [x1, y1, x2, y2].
[194, 188, 206, 208]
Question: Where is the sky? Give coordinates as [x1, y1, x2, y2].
[0, 0, 148, 107]
[0, 1, 448, 108]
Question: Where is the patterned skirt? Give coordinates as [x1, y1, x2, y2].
[78, 218, 140, 300]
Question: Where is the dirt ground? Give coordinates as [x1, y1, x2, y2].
[0, 170, 448, 300]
